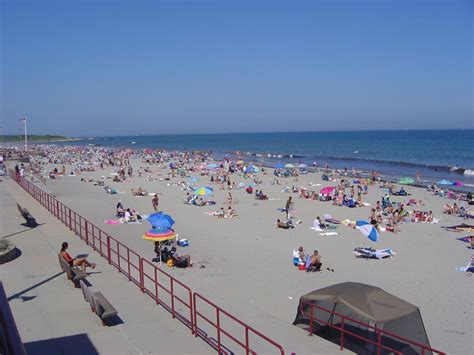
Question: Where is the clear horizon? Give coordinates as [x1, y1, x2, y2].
[1, 0, 472, 136]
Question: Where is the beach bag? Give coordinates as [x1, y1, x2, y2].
[166, 258, 175, 267]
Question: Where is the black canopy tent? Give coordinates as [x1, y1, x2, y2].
[293, 282, 433, 355]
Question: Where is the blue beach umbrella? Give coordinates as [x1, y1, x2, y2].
[355, 220, 378, 242]
[207, 163, 219, 169]
[244, 165, 259, 173]
[274, 163, 284, 169]
[189, 177, 200, 182]
[437, 179, 452, 185]
[147, 212, 175, 230]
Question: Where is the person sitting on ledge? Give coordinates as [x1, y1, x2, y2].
[60, 242, 96, 271]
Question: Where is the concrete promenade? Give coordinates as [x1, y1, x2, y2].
[0, 178, 212, 355]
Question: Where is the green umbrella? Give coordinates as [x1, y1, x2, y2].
[398, 177, 414, 185]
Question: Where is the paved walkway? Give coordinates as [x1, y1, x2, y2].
[1, 178, 212, 355]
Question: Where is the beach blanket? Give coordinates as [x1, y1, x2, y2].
[353, 247, 396, 259]
[319, 232, 339, 236]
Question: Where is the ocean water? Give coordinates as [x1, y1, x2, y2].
[62, 130, 474, 186]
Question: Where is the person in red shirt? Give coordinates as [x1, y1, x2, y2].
[60, 242, 96, 271]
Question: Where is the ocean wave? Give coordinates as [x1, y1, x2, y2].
[277, 154, 471, 173]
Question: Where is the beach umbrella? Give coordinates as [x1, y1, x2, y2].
[143, 228, 176, 264]
[437, 179, 452, 185]
[207, 163, 219, 169]
[274, 163, 284, 169]
[320, 186, 336, 195]
[355, 220, 378, 242]
[147, 212, 175, 230]
[398, 177, 414, 185]
[298, 163, 308, 168]
[189, 177, 200, 182]
[194, 186, 213, 196]
[244, 165, 255, 173]
[452, 181, 463, 186]
[285, 163, 295, 168]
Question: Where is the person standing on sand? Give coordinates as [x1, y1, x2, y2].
[227, 192, 233, 208]
[152, 194, 159, 212]
[286, 196, 293, 219]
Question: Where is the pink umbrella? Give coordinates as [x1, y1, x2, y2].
[452, 181, 463, 186]
[320, 186, 336, 195]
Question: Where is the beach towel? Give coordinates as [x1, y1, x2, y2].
[319, 232, 339, 236]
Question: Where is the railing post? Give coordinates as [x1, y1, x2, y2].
[216, 308, 221, 355]
[68, 209, 72, 230]
[117, 243, 121, 271]
[189, 290, 194, 335]
[127, 249, 131, 281]
[341, 317, 345, 350]
[245, 327, 250, 355]
[85, 221, 89, 245]
[309, 304, 313, 336]
[154, 267, 159, 304]
[107, 236, 111, 264]
[193, 293, 198, 337]
[56, 200, 59, 218]
[170, 279, 175, 319]
[377, 328, 381, 355]
[139, 258, 144, 293]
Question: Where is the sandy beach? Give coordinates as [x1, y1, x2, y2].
[20, 153, 472, 355]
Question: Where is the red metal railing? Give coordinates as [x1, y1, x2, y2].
[299, 300, 445, 355]
[141, 258, 194, 331]
[194, 293, 285, 355]
[9, 169, 286, 354]
[108, 236, 142, 288]
[31, 172, 46, 185]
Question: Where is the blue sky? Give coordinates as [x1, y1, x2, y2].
[1, 0, 472, 136]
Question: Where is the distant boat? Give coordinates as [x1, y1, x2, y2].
[131, 141, 136, 144]
[353, 150, 359, 154]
